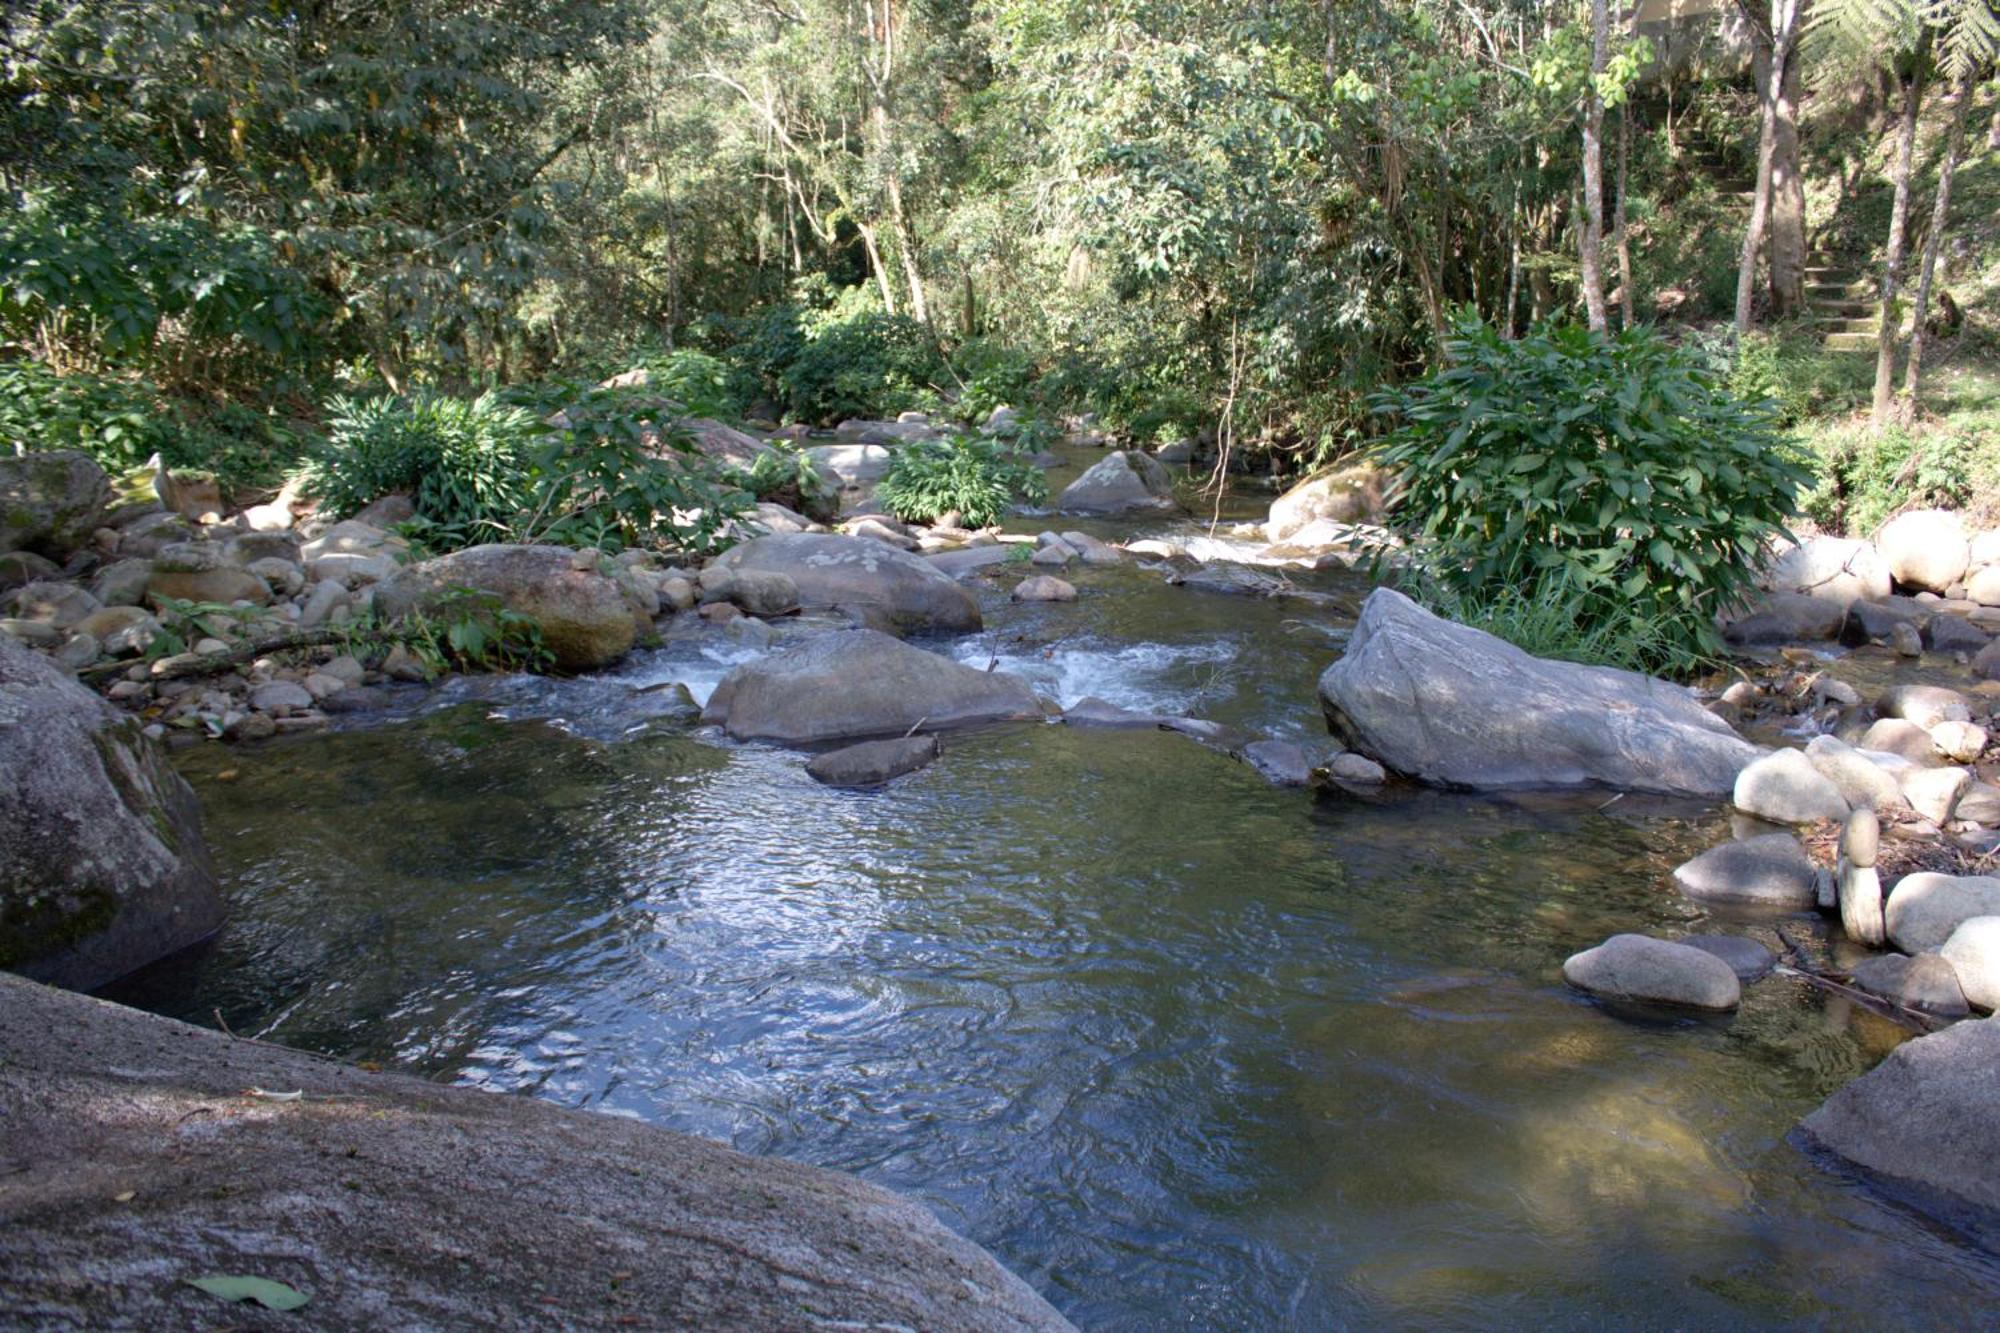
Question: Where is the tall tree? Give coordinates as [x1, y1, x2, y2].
[1735, 0, 1804, 338]
[1902, 64, 1980, 407]
[1871, 46, 1927, 424]
[1580, 0, 1611, 332]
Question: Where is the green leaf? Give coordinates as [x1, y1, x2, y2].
[185, 1275, 311, 1311]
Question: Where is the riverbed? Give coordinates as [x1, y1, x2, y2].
[106, 465, 2000, 1328]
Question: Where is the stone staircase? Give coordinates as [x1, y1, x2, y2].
[1804, 255, 1878, 352]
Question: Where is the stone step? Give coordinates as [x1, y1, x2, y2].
[1823, 331, 1878, 351]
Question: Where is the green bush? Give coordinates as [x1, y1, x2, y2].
[1372, 316, 1809, 671]
[1801, 422, 1979, 536]
[302, 392, 541, 544]
[875, 435, 1049, 527]
[779, 306, 945, 424]
[0, 359, 307, 491]
[0, 360, 172, 471]
[629, 346, 743, 420]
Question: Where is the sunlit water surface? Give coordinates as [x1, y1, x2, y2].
[110, 495, 2000, 1329]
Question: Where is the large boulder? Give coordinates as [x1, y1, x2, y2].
[0, 972, 1073, 1332]
[805, 443, 894, 486]
[1799, 1014, 2000, 1223]
[681, 417, 777, 469]
[1267, 463, 1387, 541]
[1317, 588, 1762, 795]
[0, 635, 221, 991]
[713, 533, 981, 636]
[1762, 535, 1893, 604]
[1056, 451, 1178, 516]
[374, 544, 637, 672]
[0, 449, 110, 558]
[1876, 509, 1970, 594]
[703, 628, 1041, 745]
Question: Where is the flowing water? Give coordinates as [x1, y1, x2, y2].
[108, 459, 2000, 1328]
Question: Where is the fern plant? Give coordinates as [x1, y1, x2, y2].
[875, 436, 1049, 528]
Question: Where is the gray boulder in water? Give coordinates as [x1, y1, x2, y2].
[1800, 1013, 2000, 1223]
[704, 628, 1041, 745]
[1056, 451, 1178, 516]
[1317, 588, 1761, 795]
[713, 533, 980, 636]
[0, 635, 221, 990]
[0, 972, 1074, 1331]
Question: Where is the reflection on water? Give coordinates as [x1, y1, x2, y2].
[113, 699, 2000, 1329]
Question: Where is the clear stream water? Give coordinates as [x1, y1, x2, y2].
[107, 465, 2000, 1329]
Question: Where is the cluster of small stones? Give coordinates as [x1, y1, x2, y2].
[1566, 667, 1999, 1018]
[1730, 513, 2000, 681]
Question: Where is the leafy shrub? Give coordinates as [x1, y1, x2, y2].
[727, 443, 832, 518]
[511, 385, 749, 555]
[0, 359, 306, 490]
[302, 386, 747, 556]
[779, 307, 945, 424]
[1372, 317, 1809, 671]
[0, 192, 330, 385]
[1688, 329, 1873, 425]
[951, 336, 1038, 424]
[301, 392, 540, 545]
[1801, 422, 1978, 536]
[401, 587, 554, 674]
[0, 360, 172, 470]
[875, 436, 1049, 527]
[629, 346, 743, 420]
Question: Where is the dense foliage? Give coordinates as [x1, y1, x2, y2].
[302, 388, 746, 554]
[875, 436, 1049, 527]
[1373, 318, 1811, 668]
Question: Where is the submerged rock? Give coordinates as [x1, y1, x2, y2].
[1800, 1012, 2000, 1224]
[1849, 952, 1970, 1018]
[1061, 697, 1167, 729]
[1242, 739, 1313, 786]
[1317, 589, 1761, 796]
[0, 635, 221, 990]
[703, 629, 1039, 745]
[1562, 934, 1742, 1010]
[714, 533, 980, 637]
[1680, 934, 1776, 982]
[0, 972, 1073, 1332]
[806, 735, 941, 787]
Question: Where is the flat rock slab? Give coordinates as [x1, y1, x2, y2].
[1318, 588, 1762, 796]
[704, 628, 1041, 745]
[715, 533, 980, 636]
[0, 974, 1071, 1332]
[806, 735, 941, 787]
[1671, 834, 1817, 909]
[1800, 1012, 2000, 1227]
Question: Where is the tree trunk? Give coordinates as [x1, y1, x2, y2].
[1903, 71, 1974, 412]
[1579, 0, 1610, 333]
[1767, 42, 1806, 318]
[1734, 0, 1797, 337]
[1613, 95, 1634, 328]
[1872, 59, 1926, 425]
[858, 222, 897, 316]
